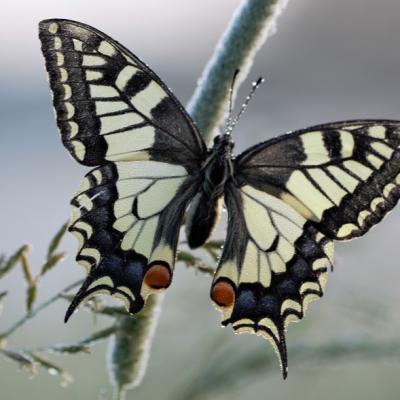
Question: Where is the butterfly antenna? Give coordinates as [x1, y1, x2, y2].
[229, 76, 265, 131]
[225, 69, 240, 135]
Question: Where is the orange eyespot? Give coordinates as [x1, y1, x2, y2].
[144, 264, 171, 289]
[211, 281, 235, 307]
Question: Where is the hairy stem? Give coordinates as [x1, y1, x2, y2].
[108, 295, 163, 400]
[187, 0, 290, 145]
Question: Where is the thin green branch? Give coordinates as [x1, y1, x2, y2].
[0, 279, 83, 341]
[187, 0, 290, 145]
[33, 325, 119, 355]
[27, 352, 73, 387]
[46, 221, 68, 260]
[0, 245, 31, 279]
[177, 251, 215, 276]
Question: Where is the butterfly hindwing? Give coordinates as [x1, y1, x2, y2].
[65, 160, 200, 320]
[235, 120, 400, 241]
[211, 183, 333, 377]
[39, 19, 206, 169]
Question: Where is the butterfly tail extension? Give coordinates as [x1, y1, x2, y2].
[278, 327, 288, 379]
[64, 249, 176, 322]
[64, 277, 95, 323]
[64, 262, 148, 323]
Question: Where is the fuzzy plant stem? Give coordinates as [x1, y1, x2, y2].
[108, 295, 163, 400]
[187, 0, 290, 146]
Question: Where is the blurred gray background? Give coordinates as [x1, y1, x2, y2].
[1, 0, 400, 399]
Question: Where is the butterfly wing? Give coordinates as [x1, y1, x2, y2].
[65, 161, 200, 320]
[39, 19, 206, 169]
[39, 19, 205, 318]
[211, 183, 333, 378]
[235, 120, 400, 240]
[212, 120, 400, 376]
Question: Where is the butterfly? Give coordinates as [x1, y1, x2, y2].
[39, 19, 400, 378]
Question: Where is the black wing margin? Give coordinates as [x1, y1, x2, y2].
[235, 120, 400, 240]
[39, 19, 206, 170]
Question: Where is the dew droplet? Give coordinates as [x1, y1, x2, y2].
[48, 367, 58, 376]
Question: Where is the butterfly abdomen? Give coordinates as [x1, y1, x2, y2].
[185, 192, 223, 248]
[185, 169, 225, 248]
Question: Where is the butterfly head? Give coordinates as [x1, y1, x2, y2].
[213, 133, 235, 156]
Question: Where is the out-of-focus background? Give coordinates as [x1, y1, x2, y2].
[1, 0, 400, 399]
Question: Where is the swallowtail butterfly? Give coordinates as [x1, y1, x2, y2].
[39, 19, 400, 378]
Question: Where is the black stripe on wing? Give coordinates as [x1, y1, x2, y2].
[39, 19, 206, 170]
[235, 120, 400, 240]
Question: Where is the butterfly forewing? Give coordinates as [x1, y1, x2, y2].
[39, 19, 206, 318]
[235, 120, 400, 240]
[39, 19, 205, 169]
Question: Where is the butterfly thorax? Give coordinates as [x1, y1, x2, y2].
[202, 134, 234, 196]
[185, 134, 234, 248]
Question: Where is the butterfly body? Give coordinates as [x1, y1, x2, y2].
[186, 133, 234, 248]
[39, 18, 400, 378]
